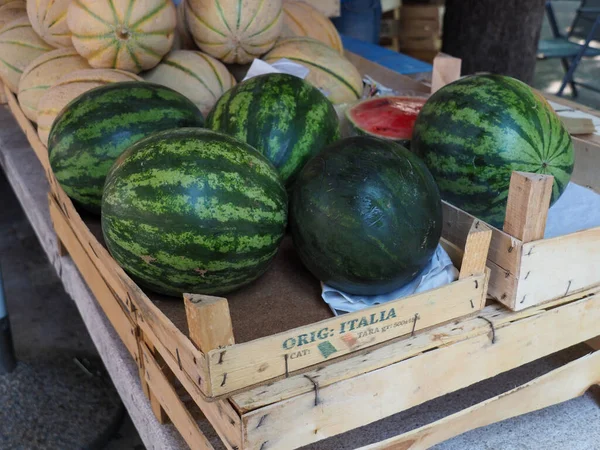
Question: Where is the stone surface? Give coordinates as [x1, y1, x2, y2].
[0, 357, 123, 450]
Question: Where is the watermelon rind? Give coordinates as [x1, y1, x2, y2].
[411, 74, 575, 228]
[206, 73, 340, 187]
[290, 136, 442, 296]
[102, 128, 288, 297]
[345, 96, 427, 148]
[48, 81, 205, 213]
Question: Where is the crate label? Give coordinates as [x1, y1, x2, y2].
[281, 307, 420, 360]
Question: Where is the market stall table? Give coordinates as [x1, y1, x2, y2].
[2, 43, 600, 447]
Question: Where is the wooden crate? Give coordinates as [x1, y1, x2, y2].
[5, 62, 600, 449]
[441, 167, 600, 312]
[3, 53, 491, 401]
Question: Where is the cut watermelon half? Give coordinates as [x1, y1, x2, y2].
[346, 96, 427, 147]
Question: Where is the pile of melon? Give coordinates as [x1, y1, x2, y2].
[0, 0, 365, 146]
[5, 0, 451, 299]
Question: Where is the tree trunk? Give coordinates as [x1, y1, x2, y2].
[442, 0, 546, 84]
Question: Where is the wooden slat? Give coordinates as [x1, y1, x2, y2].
[359, 351, 600, 450]
[560, 116, 596, 135]
[503, 172, 553, 243]
[442, 201, 522, 304]
[543, 92, 600, 193]
[344, 51, 431, 95]
[442, 202, 520, 275]
[458, 220, 491, 279]
[588, 336, 600, 351]
[516, 227, 600, 310]
[442, 202, 523, 301]
[431, 55, 461, 93]
[140, 318, 243, 450]
[240, 292, 600, 450]
[572, 137, 600, 193]
[5, 86, 49, 170]
[48, 197, 139, 360]
[231, 285, 600, 413]
[207, 274, 486, 397]
[439, 238, 463, 269]
[48, 175, 209, 396]
[184, 294, 234, 353]
[140, 338, 170, 425]
[141, 344, 215, 450]
[3, 95, 210, 392]
[51, 179, 209, 396]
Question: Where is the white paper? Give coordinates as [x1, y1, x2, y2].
[545, 182, 600, 238]
[242, 58, 309, 82]
[322, 245, 459, 315]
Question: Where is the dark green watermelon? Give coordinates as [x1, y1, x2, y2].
[206, 73, 340, 187]
[48, 82, 204, 213]
[290, 136, 442, 296]
[411, 74, 574, 228]
[101, 128, 287, 297]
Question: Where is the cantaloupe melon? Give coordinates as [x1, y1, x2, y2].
[27, 0, 72, 47]
[0, 1, 26, 31]
[144, 49, 235, 116]
[37, 68, 142, 145]
[281, 0, 342, 53]
[18, 48, 90, 122]
[0, 17, 53, 92]
[67, 0, 176, 73]
[186, 0, 283, 64]
[263, 37, 362, 104]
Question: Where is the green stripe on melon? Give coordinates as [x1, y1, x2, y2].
[206, 72, 340, 187]
[102, 128, 287, 297]
[411, 74, 574, 228]
[48, 81, 204, 213]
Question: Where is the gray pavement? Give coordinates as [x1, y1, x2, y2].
[0, 170, 144, 450]
[535, 0, 600, 109]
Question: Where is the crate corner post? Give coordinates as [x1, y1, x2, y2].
[458, 220, 492, 280]
[183, 293, 235, 354]
[503, 171, 553, 243]
[496, 171, 553, 310]
[431, 55, 462, 93]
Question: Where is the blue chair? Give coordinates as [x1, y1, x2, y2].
[538, 0, 600, 96]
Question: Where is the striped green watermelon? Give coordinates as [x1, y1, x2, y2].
[206, 73, 340, 187]
[411, 74, 574, 228]
[48, 82, 204, 213]
[102, 128, 287, 297]
[291, 136, 442, 296]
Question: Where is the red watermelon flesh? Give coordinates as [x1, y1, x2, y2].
[346, 96, 427, 143]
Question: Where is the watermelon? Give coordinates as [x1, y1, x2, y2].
[206, 73, 340, 187]
[102, 128, 288, 297]
[290, 136, 442, 296]
[411, 74, 574, 228]
[346, 96, 427, 147]
[48, 82, 204, 213]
